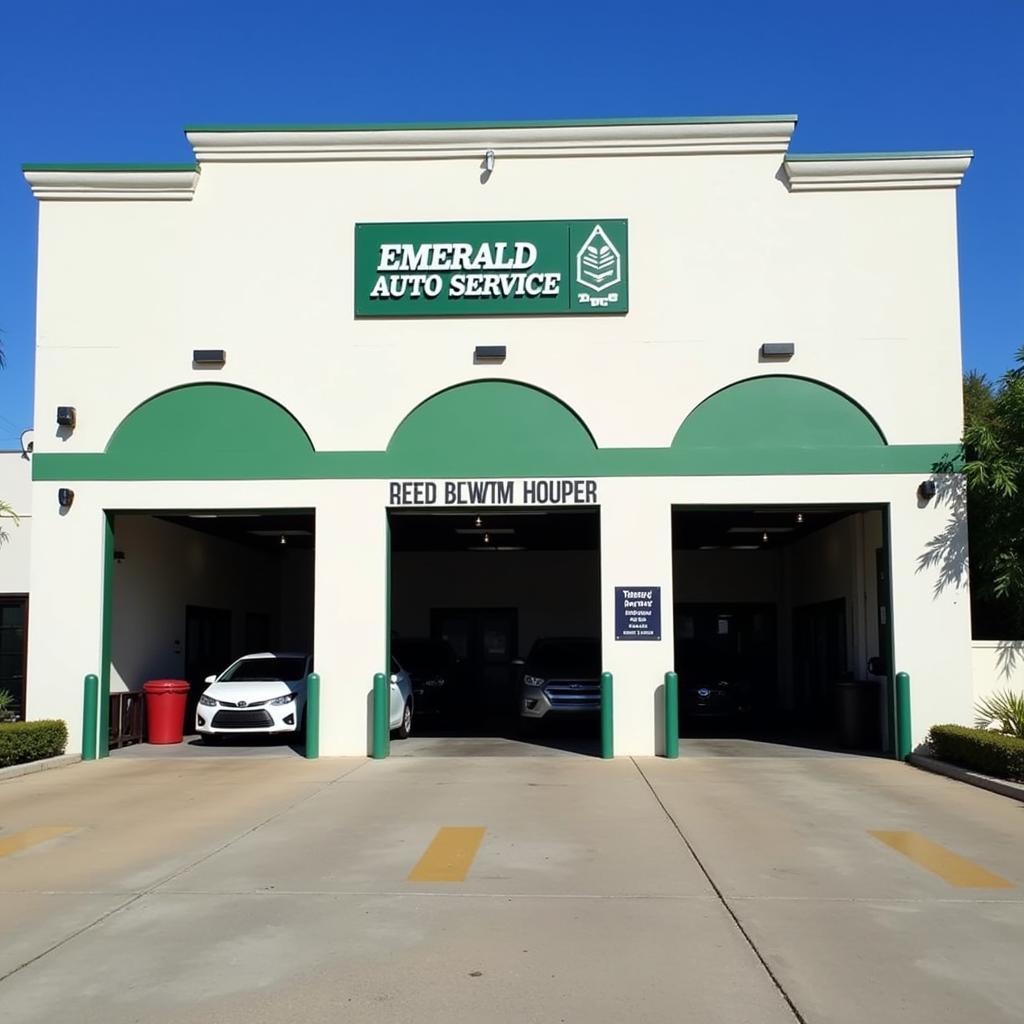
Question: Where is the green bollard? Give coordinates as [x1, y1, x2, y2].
[664, 671, 679, 759]
[896, 671, 912, 761]
[82, 674, 99, 761]
[600, 671, 614, 759]
[372, 672, 390, 759]
[304, 673, 320, 759]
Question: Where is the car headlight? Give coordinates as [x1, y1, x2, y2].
[523, 675, 545, 687]
[270, 692, 297, 706]
[425, 678, 445, 688]
[198, 694, 217, 706]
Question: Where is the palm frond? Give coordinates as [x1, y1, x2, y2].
[974, 689, 1024, 738]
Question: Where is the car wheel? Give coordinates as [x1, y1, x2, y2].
[396, 700, 413, 739]
[200, 733, 222, 745]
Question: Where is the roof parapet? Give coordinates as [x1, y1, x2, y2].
[23, 166, 199, 201]
[782, 151, 973, 192]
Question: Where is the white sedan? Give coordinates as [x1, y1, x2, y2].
[196, 651, 415, 742]
[197, 652, 312, 742]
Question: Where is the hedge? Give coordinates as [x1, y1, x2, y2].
[0, 720, 68, 768]
[928, 725, 1024, 782]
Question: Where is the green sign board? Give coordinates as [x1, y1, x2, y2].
[354, 219, 628, 317]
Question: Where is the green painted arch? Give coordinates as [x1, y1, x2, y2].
[104, 384, 316, 479]
[386, 380, 599, 478]
[672, 376, 886, 451]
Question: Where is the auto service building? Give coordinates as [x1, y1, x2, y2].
[14, 115, 974, 756]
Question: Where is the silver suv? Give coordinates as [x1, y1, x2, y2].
[519, 637, 602, 719]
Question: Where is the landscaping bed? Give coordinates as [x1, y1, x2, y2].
[928, 724, 1024, 782]
[0, 720, 69, 768]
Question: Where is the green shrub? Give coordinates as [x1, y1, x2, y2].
[0, 720, 68, 768]
[929, 724, 1024, 782]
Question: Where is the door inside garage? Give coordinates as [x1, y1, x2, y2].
[107, 510, 315, 748]
[388, 507, 601, 753]
[672, 505, 893, 754]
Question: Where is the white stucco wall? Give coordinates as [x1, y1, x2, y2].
[30, 143, 964, 460]
[972, 641, 1024, 708]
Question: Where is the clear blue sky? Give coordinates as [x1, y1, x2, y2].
[1, 0, 1022, 446]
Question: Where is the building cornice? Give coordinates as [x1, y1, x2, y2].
[185, 117, 799, 162]
[782, 152, 973, 192]
[22, 166, 199, 201]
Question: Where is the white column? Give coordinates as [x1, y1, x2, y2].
[25, 485, 107, 753]
[314, 480, 389, 755]
[599, 479, 675, 755]
[888, 475, 973, 747]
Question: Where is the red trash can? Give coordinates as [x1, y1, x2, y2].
[143, 679, 190, 744]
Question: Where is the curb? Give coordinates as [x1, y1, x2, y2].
[908, 752, 1024, 803]
[0, 753, 82, 783]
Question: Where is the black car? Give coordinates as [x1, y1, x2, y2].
[519, 637, 602, 719]
[680, 674, 754, 718]
[391, 638, 460, 716]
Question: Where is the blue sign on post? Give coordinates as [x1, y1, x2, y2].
[615, 587, 661, 641]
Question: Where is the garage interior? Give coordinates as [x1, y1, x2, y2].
[108, 511, 315, 744]
[389, 507, 601, 752]
[672, 505, 892, 753]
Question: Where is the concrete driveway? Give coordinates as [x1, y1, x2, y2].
[1, 745, 1022, 1023]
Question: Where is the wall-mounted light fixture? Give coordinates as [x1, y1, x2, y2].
[193, 349, 226, 367]
[474, 345, 506, 364]
[918, 479, 937, 501]
[760, 342, 795, 360]
[58, 487, 75, 510]
[56, 406, 76, 429]
[484, 150, 495, 173]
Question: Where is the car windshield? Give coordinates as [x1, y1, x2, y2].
[220, 657, 306, 682]
[529, 639, 601, 672]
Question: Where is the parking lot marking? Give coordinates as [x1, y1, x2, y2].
[408, 827, 486, 882]
[870, 830, 1015, 889]
[0, 827, 76, 859]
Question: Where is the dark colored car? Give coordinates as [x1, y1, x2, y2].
[676, 607, 765, 718]
[519, 637, 601, 719]
[391, 638, 460, 716]
[680, 673, 754, 718]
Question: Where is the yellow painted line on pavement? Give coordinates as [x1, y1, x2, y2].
[408, 827, 486, 882]
[0, 827, 76, 859]
[870, 831, 1014, 889]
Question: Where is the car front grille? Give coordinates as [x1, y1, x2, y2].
[545, 680, 601, 710]
[217, 698, 268, 708]
[211, 709, 275, 729]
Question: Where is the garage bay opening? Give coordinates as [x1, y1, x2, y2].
[672, 506, 893, 755]
[108, 510, 315, 752]
[388, 507, 601, 754]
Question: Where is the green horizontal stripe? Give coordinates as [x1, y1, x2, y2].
[184, 114, 798, 133]
[32, 444, 961, 482]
